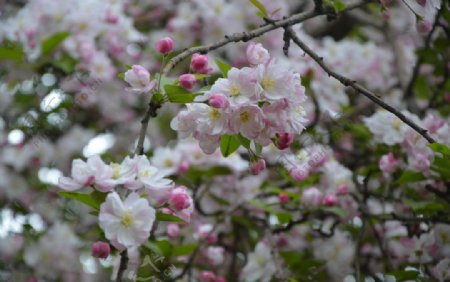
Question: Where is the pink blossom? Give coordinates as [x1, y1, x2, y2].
[249, 158, 266, 175]
[199, 271, 216, 282]
[179, 74, 196, 90]
[229, 105, 264, 139]
[191, 53, 211, 74]
[246, 42, 270, 65]
[379, 153, 399, 174]
[208, 93, 229, 109]
[168, 186, 192, 211]
[155, 37, 174, 54]
[91, 241, 110, 259]
[279, 193, 289, 203]
[322, 194, 338, 206]
[167, 223, 180, 239]
[124, 65, 157, 94]
[275, 132, 295, 150]
[302, 187, 323, 207]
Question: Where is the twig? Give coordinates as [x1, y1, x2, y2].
[284, 26, 436, 144]
[162, 0, 371, 76]
[133, 101, 161, 155]
[116, 250, 129, 282]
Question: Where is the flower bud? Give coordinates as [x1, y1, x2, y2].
[323, 194, 338, 206]
[246, 42, 270, 65]
[275, 132, 295, 150]
[191, 53, 210, 73]
[302, 187, 323, 207]
[209, 93, 229, 109]
[177, 160, 190, 173]
[167, 223, 180, 239]
[279, 193, 289, 203]
[155, 37, 174, 54]
[168, 187, 191, 211]
[336, 184, 349, 196]
[289, 167, 309, 181]
[91, 241, 110, 259]
[179, 74, 196, 90]
[249, 158, 266, 175]
[199, 271, 216, 282]
[379, 153, 399, 174]
[124, 65, 156, 93]
[416, 0, 426, 7]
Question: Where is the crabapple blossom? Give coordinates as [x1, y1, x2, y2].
[124, 65, 158, 94]
[191, 53, 211, 73]
[91, 241, 110, 259]
[179, 73, 196, 90]
[155, 37, 174, 54]
[249, 158, 266, 175]
[99, 192, 156, 248]
[168, 186, 192, 211]
[246, 42, 270, 65]
[379, 152, 399, 174]
[241, 242, 277, 282]
[302, 187, 323, 207]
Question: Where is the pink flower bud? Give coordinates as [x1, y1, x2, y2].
[91, 241, 110, 259]
[177, 160, 190, 173]
[209, 93, 229, 109]
[167, 223, 180, 239]
[246, 42, 270, 65]
[216, 277, 227, 282]
[336, 184, 349, 196]
[155, 37, 174, 54]
[191, 53, 210, 73]
[276, 235, 289, 248]
[302, 187, 323, 207]
[289, 167, 309, 181]
[416, 0, 426, 6]
[124, 65, 156, 93]
[275, 132, 295, 150]
[168, 187, 191, 211]
[323, 194, 338, 206]
[250, 158, 266, 175]
[199, 271, 216, 282]
[179, 74, 196, 90]
[105, 9, 119, 24]
[279, 193, 289, 203]
[417, 20, 432, 33]
[379, 153, 399, 174]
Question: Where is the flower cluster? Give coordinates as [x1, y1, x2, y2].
[58, 154, 193, 248]
[171, 43, 308, 154]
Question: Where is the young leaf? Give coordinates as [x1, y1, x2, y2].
[220, 135, 241, 157]
[215, 58, 232, 78]
[41, 32, 70, 55]
[172, 243, 198, 257]
[237, 134, 251, 149]
[0, 46, 24, 62]
[249, 0, 268, 17]
[164, 84, 201, 103]
[156, 212, 186, 223]
[59, 191, 100, 210]
[395, 170, 426, 184]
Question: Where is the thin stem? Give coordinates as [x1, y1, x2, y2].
[284, 26, 436, 144]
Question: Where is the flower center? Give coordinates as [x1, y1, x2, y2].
[261, 76, 275, 90]
[240, 111, 250, 123]
[164, 159, 173, 167]
[230, 85, 240, 96]
[209, 108, 221, 120]
[111, 163, 121, 179]
[392, 119, 402, 131]
[139, 169, 153, 178]
[121, 211, 134, 228]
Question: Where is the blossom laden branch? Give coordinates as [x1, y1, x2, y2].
[162, 0, 372, 76]
[284, 26, 437, 144]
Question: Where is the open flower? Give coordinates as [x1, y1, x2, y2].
[99, 192, 155, 248]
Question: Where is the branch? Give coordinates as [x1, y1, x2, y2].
[116, 250, 129, 282]
[162, 0, 371, 76]
[134, 101, 161, 155]
[284, 26, 436, 144]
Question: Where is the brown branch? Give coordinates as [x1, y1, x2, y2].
[162, 0, 371, 76]
[116, 250, 129, 282]
[284, 26, 436, 144]
[134, 101, 161, 155]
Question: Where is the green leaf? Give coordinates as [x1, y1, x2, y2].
[237, 134, 251, 149]
[249, 0, 268, 17]
[220, 135, 241, 157]
[429, 143, 450, 157]
[0, 46, 24, 62]
[395, 170, 426, 184]
[59, 191, 101, 210]
[332, 0, 346, 11]
[164, 84, 201, 103]
[156, 212, 186, 223]
[405, 200, 449, 216]
[275, 211, 292, 224]
[41, 32, 70, 55]
[387, 270, 419, 282]
[51, 53, 77, 73]
[146, 239, 173, 257]
[215, 58, 232, 78]
[117, 73, 125, 80]
[172, 243, 198, 257]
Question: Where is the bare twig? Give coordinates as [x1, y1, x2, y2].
[116, 250, 129, 282]
[284, 26, 436, 143]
